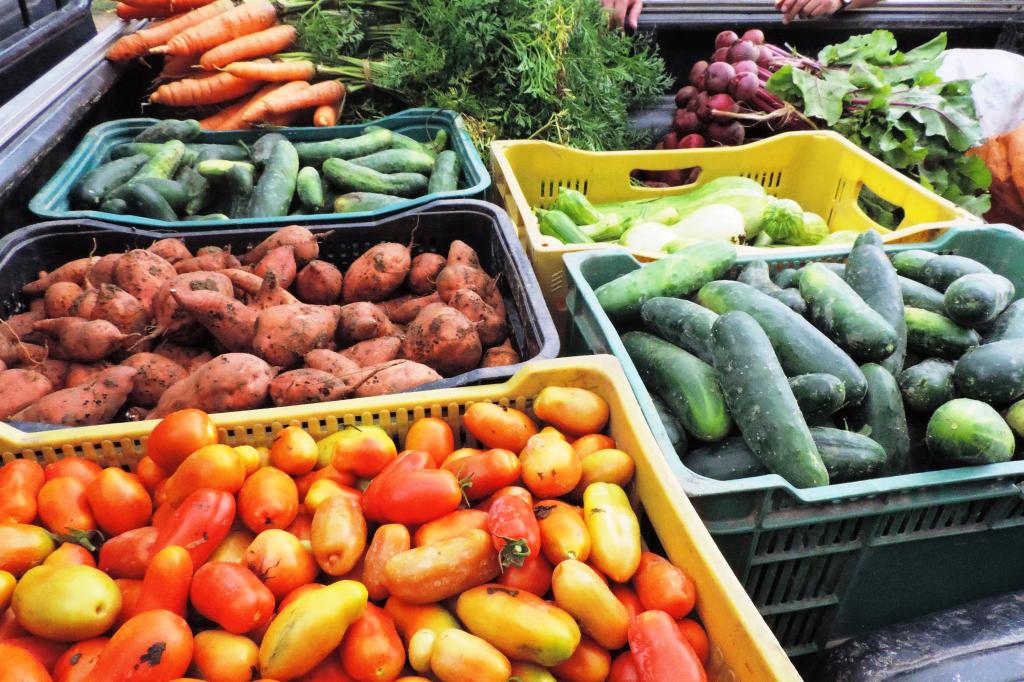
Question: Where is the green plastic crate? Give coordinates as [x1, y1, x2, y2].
[563, 225, 1024, 659]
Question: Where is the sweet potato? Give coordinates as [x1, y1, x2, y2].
[170, 288, 257, 352]
[336, 302, 394, 347]
[435, 263, 498, 305]
[269, 368, 350, 406]
[0, 339, 51, 366]
[303, 349, 381, 392]
[86, 254, 123, 287]
[148, 238, 192, 264]
[45, 282, 84, 319]
[121, 352, 188, 407]
[114, 250, 177, 313]
[33, 318, 128, 362]
[153, 342, 212, 373]
[353, 360, 442, 398]
[91, 284, 150, 336]
[401, 305, 482, 377]
[66, 362, 112, 389]
[148, 353, 274, 419]
[294, 260, 343, 305]
[253, 245, 297, 290]
[343, 243, 411, 303]
[0, 369, 53, 420]
[447, 240, 481, 269]
[481, 339, 520, 368]
[174, 248, 241, 274]
[252, 304, 342, 367]
[407, 253, 446, 295]
[23, 258, 95, 296]
[69, 288, 100, 320]
[380, 292, 442, 325]
[152, 272, 234, 342]
[447, 288, 507, 347]
[251, 271, 300, 310]
[2, 302, 46, 343]
[13, 365, 137, 426]
[242, 226, 320, 266]
[339, 336, 402, 367]
[219, 268, 264, 298]
[33, 359, 69, 389]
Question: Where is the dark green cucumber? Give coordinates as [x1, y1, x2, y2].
[943, 273, 1015, 326]
[892, 249, 937, 280]
[953, 339, 1024, 405]
[193, 144, 249, 164]
[429, 130, 448, 153]
[905, 307, 980, 359]
[738, 260, 806, 314]
[110, 142, 164, 160]
[536, 209, 594, 245]
[622, 331, 732, 443]
[926, 398, 1014, 465]
[697, 280, 867, 404]
[898, 359, 955, 415]
[685, 438, 767, 481]
[427, 150, 460, 194]
[900, 276, 946, 315]
[596, 241, 736, 321]
[789, 373, 847, 421]
[351, 149, 435, 175]
[251, 133, 286, 168]
[333, 192, 405, 213]
[185, 213, 229, 221]
[117, 183, 178, 221]
[296, 167, 325, 212]
[71, 154, 148, 208]
[845, 363, 910, 474]
[846, 236, 907, 374]
[248, 139, 299, 218]
[175, 165, 210, 216]
[640, 297, 717, 365]
[134, 119, 200, 143]
[295, 129, 393, 165]
[800, 263, 898, 362]
[365, 125, 440, 157]
[774, 268, 799, 289]
[131, 178, 187, 212]
[99, 197, 128, 214]
[133, 140, 187, 181]
[984, 300, 1024, 344]
[710, 311, 828, 487]
[226, 164, 255, 219]
[919, 255, 992, 291]
[322, 157, 427, 197]
[650, 393, 687, 455]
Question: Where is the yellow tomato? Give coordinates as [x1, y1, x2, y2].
[13, 564, 121, 641]
[0, 570, 14, 611]
[533, 387, 609, 436]
[234, 445, 262, 475]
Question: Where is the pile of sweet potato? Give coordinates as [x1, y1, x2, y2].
[0, 226, 520, 427]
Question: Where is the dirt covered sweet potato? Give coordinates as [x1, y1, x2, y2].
[174, 248, 241, 274]
[66, 362, 112, 389]
[407, 253, 446, 295]
[148, 238, 191, 264]
[481, 339, 520, 368]
[13, 365, 137, 426]
[86, 253, 123, 287]
[33, 318, 129, 362]
[219, 268, 264, 298]
[153, 342, 212, 373]
[447, 288, 507, 347]
[353, 360, 442, 398]
[343, 243, 411, 303]
[380, 293, 442, 325]
[435, 263, 499, 306]
[242, 225, 320, 266]
[337, 302, 394, 347]
[170, 288, 257, 352]
[33, 359, 70, 389]
[294, 260, 343, 305]
[251, 271, 300, 310]
[253, 245, 297, 290]
[2, 302, 45, 343]
[22, 257, 95, 296]
[339, 336, 401, 367]
[114, 249, 177, 313]
[0, 369, 53, 420]
[121, 352, 188, 407]
[401, 305, 482, 377]
[252, 304, 342, 367]
[148, 353, 274, 419]
[447, 240, 481, 269]
[303, 349, 380, 393]
[269, 368, 350, 406]
[91, 284, 150, 336]
[44, 282, 84, 319]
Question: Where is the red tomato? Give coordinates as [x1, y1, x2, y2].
[340, 604, 405, 682]
[54, 637, 107, 682]
[0, 642, 51, 682]
[5, 635, 68, 671]
[134, 545, 193, 617]
[487, 495, 541, 569]
[633, 552, 696, 619]
[551, 634, 611, 682]
[609, 651, 641, 682]
[475, 486, 533, 513]
[0, 460, 44, 524]
[441, 448, 521, 501]
[628, 611, 705, 682]
[0, 608, 27, 640]
[361, 451, 433, 521]
[37, 477, 96, 534]
[191, 561, 275, 633]
[677, 619, 710, 666]
[98, 526, 158, 579]
[43, 458, 101, 486]
[413, 509, 489, 547]
[147, 408, 218, 471]
[296, 654, 357, 682]
[497, 552, 553, 597]
[153, 488, 236, 568]
[42, 542, 96, 568]
[610, 584, 643, 623]
[294, 465, 356, 500]
[151, 502, 175, 530]
[365, 469, 462, 526]
[238, 467, 299, 533]
[363, 524, 411, 601]
[330, 426, 397, 478]
[404, 417, 455, 466]
[245, 529, 318, 600]
[89, 609, 193, 681]
[286, 513, 313, 542]
[86, 468, 152, 536]
[113, 579, 143, 628]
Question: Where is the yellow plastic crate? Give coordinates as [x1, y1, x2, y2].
[490, 131, 980, 332]
[0, 356, 798, 681]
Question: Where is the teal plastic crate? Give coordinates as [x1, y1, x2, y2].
[563, 225, 1024, 659]
[28, 108, 489, 229]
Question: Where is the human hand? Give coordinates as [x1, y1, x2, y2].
[773, 0, 842, 24]
[602, 0, 644, 31]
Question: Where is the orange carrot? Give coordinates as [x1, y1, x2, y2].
[150, 71, 261, 107]
[159, 54, 198, 80]
[106, 0, 232, 61]
[120, 0, 218, 9]
[216, 81, 289, 130]
[199, 98, 249, 131]
[199, 24, 297, 70]
[264, 108, 304, 127]
[223, 60, 316, 82]
[115, 2, 179, 19]
[159, 0, 278, 57]
[266, 80, 345, 116]
[313, 97, 342, 127]
[241, 79, 309, 123]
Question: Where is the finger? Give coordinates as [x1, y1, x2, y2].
[783, 0, 804, 22]
[612, 0, 628, 28]
[626, 0, 643, 30]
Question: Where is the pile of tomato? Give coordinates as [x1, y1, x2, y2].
[0, 386, 710, 682]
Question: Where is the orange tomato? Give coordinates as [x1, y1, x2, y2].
[89, 609, 193, 681]
[0, 642, 52, 682]
[210, 529, 256, 564]
[340, 603, 405, 682]
[572, 434, 616, 459]
[135, 456, 168, 494]
[533, 387, 609, 436]
[134, 545, 192, 617]
[0, 570, 13, 611]
[97, 526, 158, 579]
[271, 426, 319, 475]
[520, 435, 582, 498]
[286, 513, 313, 542]
[413, 509, 488, 547]
[611, 584, 643, 623]
[538, 426, 568, 440]
[441, 449, 520, 501]
[0, 459, 44, 524]
[86, 468, 152, 536]
[551, 635, 612, 682]
[677, 619, 710, 665]
[382, 530, 500, 604]
[633, 552, 696, 620]
[151, 502, 175, 529]
[551, 560, 630, 650]
[535, 499, 590, 563]
[54, 637, 107, 682]
[43, 458, 101, 486]
[608, 651, 641, 682]
[113, 578, 143, 628]
[330, 426, 397, 478]
[191, 561, 275, 634]
[383, 597, 461, 646]
[42, 543, 95, 568]
[418, 628, 511, 682]
[5, 635, 68, 671]
[0, 607, 27, 641]
[192, 629, 260, 682]
[463, 402, 537, 453]
[246, 529, 318, 600]
[163, 444, 245, 506]
[294, 465, 356, 499]
[475, 486, 533, 513]
[239, 467, 299, 532]
[508, 662, 557, 682]
[403, 417, 455, 466]
[362, 524, 411, 601]
[147, 408, 218, 471]
[311, 493, 367, 577]
[572, 449, 635, 496]
[304, 480, 361, 515]
[295, 654, 356, 681]
[497, 552, 553, 597]
[278, 583, 323, 612]
[37, 477, 96, 534]
[234, 445, 262, 475]
[0, 523, 54, 576]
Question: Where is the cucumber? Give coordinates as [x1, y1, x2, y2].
[847, 234, 907, 374]
[984, 300, 1024, 344]
[697, 280, 867, 404]
[553, 189, 602, 225]
[351, 149, 435, 175]
[295, 129, 393, 165]
[789, 373, 847, 421]
[900, 277, 946, 315]
[1005, 399, 1024, 438]
[175, 165, 209, 216]
[296, 167, 325, 212]
[710, 311, 828, 487]
[323, 157, 427, 198]
[622, 332, 732, 443]
[953, 339, 1024, 405]
[774, 268, 799, 289]
[943, 273, 1015, 327]
[99, 197, 128, 214]
[738, 260, 806, 314]
[845, 363, 910, 474]
[800, 263, 899, 362]
[70, 154, 148, 208]
[640, 297, 717, 365]
[428, 150, 460, 194]
[596, 241, 736, 321]
[251, 133, 287, 168]
[226, 164, 255, 219]
[133, 140, 187, 181]
[185, 213, 229, 221]
[905, 307, 980, 359]
[134, 119, 200, 143]
[118, 183, 178, 221]
[132, 178, 187, 212]
[110, 142, 164, 160]
[536, 209, 594, 245]
[193, 144, 249, 164]
[248, 138, 299, 218]
[787, 261, 846, 288]
[365, 125, 440, 157]
[196, 159, 255, 178]
[898, 359, 955, 415]
[685, 438, 767, 481]
[918, 255, 992, 291]
[926, 398, 1014, 465]
[892, 249, 937, 280]
[333, 192, 405, 213]
[650, 394, 687, 455]
[428, 130, 448, 153]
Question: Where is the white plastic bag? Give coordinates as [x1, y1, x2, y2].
[937, 48, 1024, 139]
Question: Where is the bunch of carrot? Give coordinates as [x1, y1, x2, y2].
[106, 0, 347, 130]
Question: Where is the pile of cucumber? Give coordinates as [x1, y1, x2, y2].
[596, 232, 1024, 489]
[69, 119, 462, 222]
